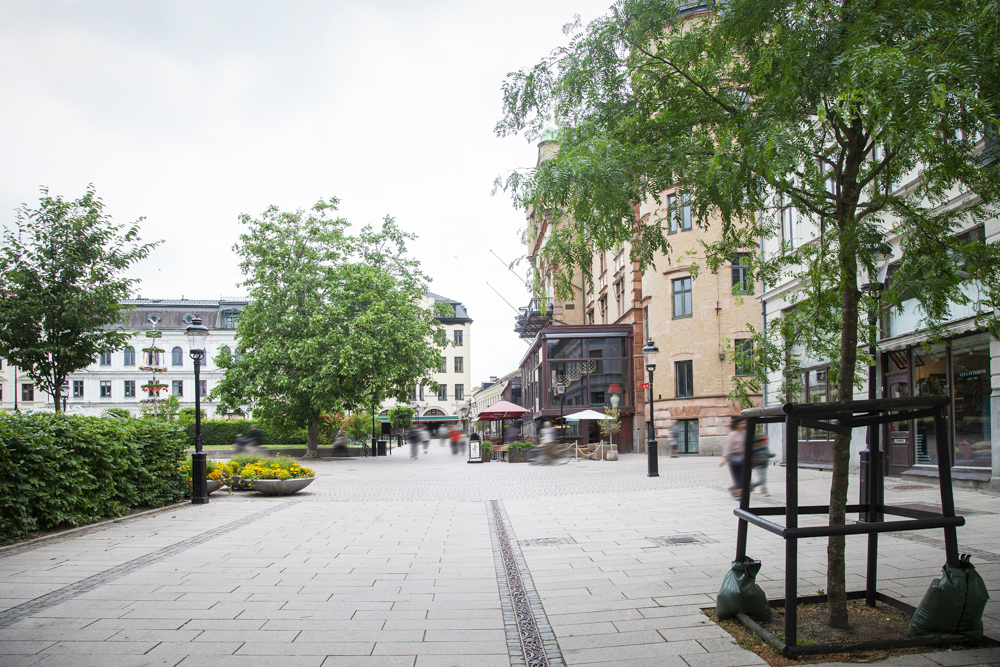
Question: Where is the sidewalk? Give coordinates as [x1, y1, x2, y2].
[1, 449, 998, 667]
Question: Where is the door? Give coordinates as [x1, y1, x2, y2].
[885, 371, 912, 475]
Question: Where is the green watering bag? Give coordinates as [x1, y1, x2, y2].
[909, 555, 990, 640]
[717, 557, 772, 621]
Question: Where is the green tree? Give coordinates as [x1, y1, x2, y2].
[211, 199, 446, 458]
[497, 0, 1000, 627]
[0, 186, 158, 412]
[599, 407, 621, 446]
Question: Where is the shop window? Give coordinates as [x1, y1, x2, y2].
[801, 366, 830, 441]
[675, 360, 693, 397]
[672, 278, 693, 318]
[587, 338, 628, 359]
[547, 338, 584, 359]
[951, 335, 990, 467]
[913, 344, 948, 465]
[676, 419, 699, 454]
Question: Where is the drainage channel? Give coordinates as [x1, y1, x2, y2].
[488, 499, 565, 667]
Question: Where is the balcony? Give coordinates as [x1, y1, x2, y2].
[514, 298, 555, 340]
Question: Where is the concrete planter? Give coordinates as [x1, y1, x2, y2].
[251, 477, 315, 495]
[206, 480, 223, 495]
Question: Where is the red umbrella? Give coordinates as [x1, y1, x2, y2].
[476, 401, 530, 446]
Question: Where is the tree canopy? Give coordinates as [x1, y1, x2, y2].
[0, 186, 158, 411]
[210, 198, 446, 457]
[497, 0, 1000, 628]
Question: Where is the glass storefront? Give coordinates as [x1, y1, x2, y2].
[951, 335, 991, 467]
[913, 344, 948, 466]
[547, 337, 631, 408]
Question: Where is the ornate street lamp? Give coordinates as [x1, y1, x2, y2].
[185, 317, 210, 505]
[642, 339, 659, 477]
[554, 380, 566, 444]
[860, 245, 893, 521]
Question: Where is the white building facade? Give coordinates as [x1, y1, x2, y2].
[0, 298, 246, 416]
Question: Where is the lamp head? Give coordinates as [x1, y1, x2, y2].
[642, 339, 659, 372]
[185, 317, 209, 354]
[554, 380, 565, 397]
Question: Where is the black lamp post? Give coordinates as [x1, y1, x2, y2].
[642, 339, 659, 477]
[554, 380, 566, 444]
[185, 317, 210, 505]
[860, 246, 892, 522]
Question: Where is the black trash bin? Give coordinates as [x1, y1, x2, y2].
[377, 440, 387, 456]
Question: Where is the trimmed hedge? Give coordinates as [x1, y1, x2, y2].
[184, 419, 307, 447]
[0, 413, 188, 543]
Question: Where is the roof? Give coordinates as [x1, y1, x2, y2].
[428, 291, 473, 323]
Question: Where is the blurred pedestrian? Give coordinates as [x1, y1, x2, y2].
[247, 424, 263, 453]
[540, 421, 558, 464]
[721, 416, 747, 500]
[333, 432, 349, 458]
[751, 434, 776, 496]
[407, 427, 420, 459]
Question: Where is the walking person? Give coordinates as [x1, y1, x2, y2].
[539, 420, 558, 464]
[408, 427, 420, 459]
[721, 416, 747, 500]
[751, 433, 776, 495]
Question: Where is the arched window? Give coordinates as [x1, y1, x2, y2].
[220, 345, 231, 357]
[172, 347, 184, 366]
[123, 347, 135, 366]
[424, 408, 446, 417]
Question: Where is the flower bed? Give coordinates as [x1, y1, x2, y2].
[204, 455, 315, 494]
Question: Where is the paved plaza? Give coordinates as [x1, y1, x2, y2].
[2, 444, 1000, 667]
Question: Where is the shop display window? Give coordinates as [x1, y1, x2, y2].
[951, 335, 991, 467]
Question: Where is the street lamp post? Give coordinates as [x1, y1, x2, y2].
[185, 317, 210, 505]
[642, 339, 659, 477]
[860, 246, 893, 524]
[554, 380, 566, 444]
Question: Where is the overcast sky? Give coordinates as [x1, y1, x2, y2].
[0, 0, 613, 387]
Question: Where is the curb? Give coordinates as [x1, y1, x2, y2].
[0, 502, 188, 558]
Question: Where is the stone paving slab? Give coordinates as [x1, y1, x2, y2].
[0, 448, 998, 667]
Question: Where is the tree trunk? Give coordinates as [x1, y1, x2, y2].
[305, 420, 319, 459]
[829, 228, 862, 630]
[53, 384, 61, 413]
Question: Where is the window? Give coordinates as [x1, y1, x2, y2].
[172, 347, 184, 366]
[73, 380, 84, 398]
[408, 386, 417, 401]
[223, 313, 238, 329]
[732, 253, 752, 295]
[172, 380, 183, 397]
[780, 194, 797, 249]
[676, 419, 699, 454]
[675, 360, 693, 397]
[22, 384, 34, 401]
[614, 279, 625, 318]
[437, 384, 448, 401]
[439, 356, 447, 373]
[99, 350, 112, 366]
[599, 295, 607, 324]
[0, 385, 2, 401]
[220, 345, 231, 359]
[681, 193, 692, 231]
[672, 277, 693, 318]
[734, 339, 753, 376]
[797, 366, 831, 442]
[123, 347, 135, 366]
[455, 384, 464, 401]
[586, 308, 595, 324]
[599, 252, 606, 273]
[100, 381, 112, 398]
[419, 385, 425, 401]
[668, 194, 678, 233]
[198, 380, 207, 398]
[454, 330, 463, 346]
[454, 357, 464, 373]
[124, 380, 135, 398]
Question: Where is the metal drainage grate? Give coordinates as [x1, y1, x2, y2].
[647, 533, 717, 547]
[521, 537, 577, 547]
[890, 484, 936, 491]
[893, 502, 992, 516]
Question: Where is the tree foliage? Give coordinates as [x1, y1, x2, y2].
[497, 0, 1000, 628]
[210, 198, 445, 457]
[388, 405, 415, 432]
[0, 186, 158, 411]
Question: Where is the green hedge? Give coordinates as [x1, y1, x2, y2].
[0, 413, 188, 543]
[183, 419, 307, 447]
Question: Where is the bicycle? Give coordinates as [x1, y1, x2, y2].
[361, 442, 372, 458]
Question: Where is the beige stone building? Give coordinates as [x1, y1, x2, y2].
[519, 137, 762, 455]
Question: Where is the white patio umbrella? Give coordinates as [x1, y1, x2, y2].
[564, 409, 612, 421]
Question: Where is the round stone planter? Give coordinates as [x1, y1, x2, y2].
[206, 480, 223, 495]
[251, 477, 315, 495]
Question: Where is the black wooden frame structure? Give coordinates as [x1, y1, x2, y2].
[735, 396, 975, 657]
